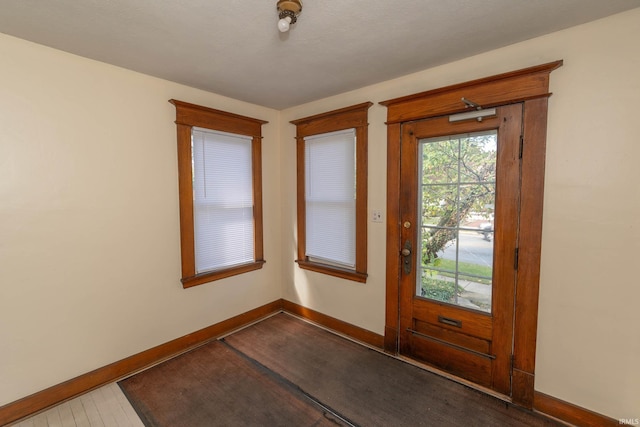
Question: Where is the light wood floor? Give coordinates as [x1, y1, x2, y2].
[9, 383, 143, 427]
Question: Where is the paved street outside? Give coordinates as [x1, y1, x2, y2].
[440, 230, 493, 268]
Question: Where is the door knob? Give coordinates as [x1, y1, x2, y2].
[402, 240, 412, 274]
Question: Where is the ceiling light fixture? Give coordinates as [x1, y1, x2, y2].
[277, 0, 302, 33]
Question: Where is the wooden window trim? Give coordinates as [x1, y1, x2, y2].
[291, 102, 373, 283]
[380, 60, 563, 408]
[169, 99, 267, 288]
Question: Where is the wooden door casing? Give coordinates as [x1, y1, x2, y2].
[381, 60, 563, 407]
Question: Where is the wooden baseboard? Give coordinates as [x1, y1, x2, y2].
[281, 299, 385, 349]
[0, 300, 282, 426]
[534, 391, 619, 427]
[0, 298, 619, 427]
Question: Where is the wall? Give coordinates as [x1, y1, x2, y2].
[279, 8, 640, 419]
[0, 34, 282, 405]
[1, 7, 638, 420]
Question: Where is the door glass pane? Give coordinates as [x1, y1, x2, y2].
[417, 131, 497, 313]
[422, 138, 459, 183]
[421, 185, 457, 226]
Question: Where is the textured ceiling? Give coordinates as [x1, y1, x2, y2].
[0, 0, 638, 109]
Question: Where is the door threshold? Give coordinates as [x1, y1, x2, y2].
[394, 354, 512, 404]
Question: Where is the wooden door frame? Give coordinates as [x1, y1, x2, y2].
[380, 60, 563, 408]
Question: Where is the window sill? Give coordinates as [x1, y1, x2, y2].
[181, 260, 265, 289]
[296, 259, 367, 283]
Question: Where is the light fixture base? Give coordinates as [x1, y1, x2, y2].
[279, 9, 297, 24]
[277, 0, 302, 15]
[276, 0, 302, 33]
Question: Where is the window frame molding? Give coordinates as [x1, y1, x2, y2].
[291, 102, 373, 283]
[170, 99, 267, 288]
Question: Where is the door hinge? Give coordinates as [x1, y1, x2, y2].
[514, 248, 519, 270]
[519, 135, 524, 159]
[511, 354, 515, 371]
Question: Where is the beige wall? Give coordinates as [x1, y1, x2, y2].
[280, 9, 640, 419]
[0, 34, 282, 405]
[1, 6, 638, 420]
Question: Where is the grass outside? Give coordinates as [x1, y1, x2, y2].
[425, 258, 492, 285]
[421, 257, 493, 304]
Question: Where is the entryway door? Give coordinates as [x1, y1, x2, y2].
[382, 61, 562, 406]
[398, 104, 522, 395]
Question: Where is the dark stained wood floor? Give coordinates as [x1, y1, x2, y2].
[120, 313, 562, 426]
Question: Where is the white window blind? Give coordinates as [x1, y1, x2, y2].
[192, 128, 254, 273]
[304, 129, 356, 268]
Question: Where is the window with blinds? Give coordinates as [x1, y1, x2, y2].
[304, 129, 356, 268]
[291, 101, 371, 283]
[192, 128, 254, 273]
[170, 99, 266, 288]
